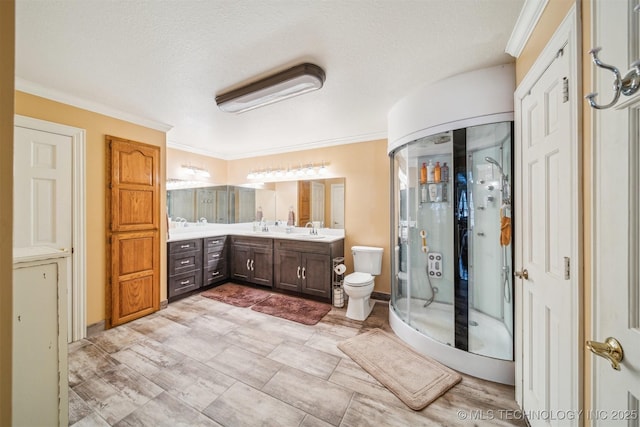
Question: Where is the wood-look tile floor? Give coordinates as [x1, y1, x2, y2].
[69, 288, 527, 426]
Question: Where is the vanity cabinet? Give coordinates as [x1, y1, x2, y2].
[230, 236, 273, 287]
[203, 236, 228, 286]
[274, 239, 344, 300]
[167, 238, 203, 299]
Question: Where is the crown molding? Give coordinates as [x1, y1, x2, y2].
[15, 78, 173, 132]
[505, 0, 549, 58]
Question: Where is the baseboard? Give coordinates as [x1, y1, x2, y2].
[371, 291, 390, 302]
[160, 299, 168, 309]
[86, 320, 105, 338]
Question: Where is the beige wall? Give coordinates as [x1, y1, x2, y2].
[515, 0, 576, 85]
[167, 147, 227, 185]
[15, 92, 168, 326]
[228, 140, 391, 292]
[0, 1, 14, 423]
[168, 140, 392, 293]
[516, 0, 593, 414]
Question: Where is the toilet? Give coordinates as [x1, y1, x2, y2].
[343, 246, 384, 321]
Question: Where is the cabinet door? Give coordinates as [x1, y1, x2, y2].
[231, 244, 251, 281]
[251, 247, 273, 287]
[13, 261, 63, 426]
[301, 253, 331, 298]
[274, 250, 301, 292]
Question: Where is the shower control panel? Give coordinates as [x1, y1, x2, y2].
[427, 252, 443, 278]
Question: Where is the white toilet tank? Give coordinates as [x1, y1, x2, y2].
[352, 246, 383, 275]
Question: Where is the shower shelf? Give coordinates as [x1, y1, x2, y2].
[419, 182, 449, 204]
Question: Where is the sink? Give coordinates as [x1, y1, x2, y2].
[293, 234, 325, 240]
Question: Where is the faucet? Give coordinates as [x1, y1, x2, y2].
[199, 217, 208, 224]
[305, 222, 318, 235]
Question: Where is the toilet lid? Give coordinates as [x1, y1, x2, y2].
[345, 272, 373, 286]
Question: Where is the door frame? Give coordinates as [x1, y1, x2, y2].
[513, 4, 583, 413]
[14, 115, 86, 342]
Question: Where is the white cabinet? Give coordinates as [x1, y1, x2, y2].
[13, 247, 69, 426]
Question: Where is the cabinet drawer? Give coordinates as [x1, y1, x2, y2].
[169, 252, 202, 276]
[274, 239, 331, 255]
[204, 236, 226, 251]
[205, 252, 227, 269]
[169, 239, 202, 254]
[168, 271, 202, 298]
[204, 264, 228, 286]
[230, 235, 273, 248]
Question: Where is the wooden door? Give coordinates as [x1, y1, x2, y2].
[515, 10, 580, 425]
[107, 136, 160, 327]
[298, 180, 310, 226]
[590, 0, 640, 419]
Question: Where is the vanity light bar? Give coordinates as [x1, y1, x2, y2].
[246, 162, 329, 180]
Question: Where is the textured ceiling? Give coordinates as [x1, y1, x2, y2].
[15, 0, 524, 159]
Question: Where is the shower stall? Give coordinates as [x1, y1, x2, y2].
[387, 64, 515, 385]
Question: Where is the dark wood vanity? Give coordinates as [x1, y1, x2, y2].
[167, 233, 344, 302]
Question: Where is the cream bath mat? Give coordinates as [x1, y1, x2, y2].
[338, 328, 462, 410]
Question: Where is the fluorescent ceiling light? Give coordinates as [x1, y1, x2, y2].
[215, 63, 326, 113]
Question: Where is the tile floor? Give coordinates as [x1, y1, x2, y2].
[69, 287, 526, 426]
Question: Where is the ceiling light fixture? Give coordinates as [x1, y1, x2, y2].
[215, 63, 326, 114]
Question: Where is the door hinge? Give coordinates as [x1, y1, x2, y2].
[562, 77, 569, 103]
[564, 257, 570, 280]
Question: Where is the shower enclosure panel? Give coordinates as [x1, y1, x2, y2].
[387, 64, 516, 385]
[390, 123, 514, 364]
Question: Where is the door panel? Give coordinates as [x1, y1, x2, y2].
[13, 127, 72, 249]
[298, 180, 310, 226]
[275, 250, 301, 292]
[231, 244, 251, 281]
[518, 38, 575, 426]
[107, 136, 160, 327]
[591, 0, 640, 420]
[110, 138, 159, 232]
[252, 247, 273, 287]
[301, 253, 330, 298]
[110, 230, 158, 325]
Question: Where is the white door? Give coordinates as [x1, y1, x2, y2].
[14, 116, 86, 342]
[13, 127, 72, 250]
[331, 183, 345, 229]
[515, 8, 580, 426]
[590, 0, 640, 422]
[311, 181, 325, 224]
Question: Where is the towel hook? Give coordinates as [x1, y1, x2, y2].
[586, 47, 640, 110]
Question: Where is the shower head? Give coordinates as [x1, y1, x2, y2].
[484, 156, 505, 177]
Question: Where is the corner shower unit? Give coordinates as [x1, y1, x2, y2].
[388, 64, 515, 385]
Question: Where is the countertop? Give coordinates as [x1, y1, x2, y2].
[167, 224, 344, 243]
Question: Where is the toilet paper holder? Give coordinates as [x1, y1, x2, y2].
[332, 257, 346, 308]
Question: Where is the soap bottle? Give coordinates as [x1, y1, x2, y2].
[441, 162, 450, 182]
[434, 161, 441, 183]
[426, 160, 435, 183]
[420, 162, 427, 184]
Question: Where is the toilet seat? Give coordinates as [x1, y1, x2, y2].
[344, 272, 373, 287]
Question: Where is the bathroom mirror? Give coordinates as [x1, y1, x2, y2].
[167, 178, 345, 228]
